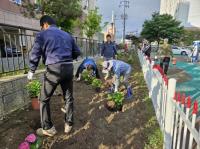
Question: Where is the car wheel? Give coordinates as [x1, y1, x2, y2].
[181, 51, 187, 56]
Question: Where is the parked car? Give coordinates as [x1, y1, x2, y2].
[172, 46, 191, 55]
[0, 43, 22, 57]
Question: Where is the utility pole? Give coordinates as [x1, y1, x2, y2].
[119, 0, 129, 44]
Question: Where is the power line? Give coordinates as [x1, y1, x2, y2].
[119, 0, 130, 44]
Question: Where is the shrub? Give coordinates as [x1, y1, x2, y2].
[107, 92, 124, 107]
[92, 78, 102, 88]
[26, 80, 41, 98]
[82, 70, 95, 84]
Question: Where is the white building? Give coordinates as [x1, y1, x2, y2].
[82, 0, 96, 14]
[160, 0, 200, 28]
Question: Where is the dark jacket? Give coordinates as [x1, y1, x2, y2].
[101, 41, 117, 59]
[29, 25, 81, 72]
[75, 58, 100, 79]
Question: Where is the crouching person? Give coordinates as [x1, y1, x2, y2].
[102, 60, 133, 99]
[75, 58, 100, 81]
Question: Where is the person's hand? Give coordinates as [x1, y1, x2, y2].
[104, 76, 108, 80]
[27, 71, 34, 80]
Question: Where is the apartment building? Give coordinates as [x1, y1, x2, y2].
[0, 0, 40, 32]
[160, 0, 200, 28]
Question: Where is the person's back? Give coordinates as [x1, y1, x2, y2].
[159, 43, 173, 57]
[83, 58, 96, 67]
[112, 60, 131, 76]
[38, 26, 76, 65]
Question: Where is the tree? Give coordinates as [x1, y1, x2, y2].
[141, 13, 184, 45]
[182, 29, 200, 46]
[126, 34, 142, 46]
[82, 9, 102, 39]
[22, 0, 82, 32]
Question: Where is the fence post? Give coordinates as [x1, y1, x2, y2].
[164, 78, 176, 149]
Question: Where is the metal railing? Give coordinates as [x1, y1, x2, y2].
[138, 50, 200, 149]
[0, 29, 102, 75]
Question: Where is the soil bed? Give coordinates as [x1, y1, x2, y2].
[0, 51, 161, 149]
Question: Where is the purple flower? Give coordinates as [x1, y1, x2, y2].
[18, 142, 30, 149]
[25, 133, 37, 143]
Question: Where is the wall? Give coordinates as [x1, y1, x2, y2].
[0, 60, 88, 119]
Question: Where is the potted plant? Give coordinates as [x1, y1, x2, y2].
[91, 78, 102, 92]
[26, 80, 41, 110]
[105, 92, 124, 112]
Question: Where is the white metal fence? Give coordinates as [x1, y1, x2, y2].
[137, 50, 200, 149]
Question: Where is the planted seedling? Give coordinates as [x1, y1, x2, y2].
[92, 78, 102, 91]
[106, 92, 124, 111]
[82, 70, 94, 84]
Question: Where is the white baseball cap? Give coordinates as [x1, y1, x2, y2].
[102, 60, 113, 74]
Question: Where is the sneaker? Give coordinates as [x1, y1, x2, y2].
[36, 126, 57, 137]
[64, 123, 72, 134]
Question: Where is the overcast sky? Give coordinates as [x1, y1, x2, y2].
[97, 0, 160, 38]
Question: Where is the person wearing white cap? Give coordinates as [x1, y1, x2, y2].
[102, 60, 133, 99]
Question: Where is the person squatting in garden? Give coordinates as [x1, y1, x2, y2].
[158, 38, 173, 75]
[75, 58, 100, 81]
[27, 15, 81, 137]
[102, 60, 133, 99]
[101, 34, 118, 60]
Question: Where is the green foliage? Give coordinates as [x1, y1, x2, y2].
[82, 70, 94, 84]
[22, 0, 82, 32]
[26, 80, 41, 98]
[141, 13, 184, 44]
[82, 8, 102, 39]
[182, 29, 200, 46]
[144, 125, 163, 149]
[30, 137, 42, 149]
[107, 92, 124, 107]
[91, 78, 102, 88]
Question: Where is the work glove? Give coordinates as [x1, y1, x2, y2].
[27, 71, 34, 80]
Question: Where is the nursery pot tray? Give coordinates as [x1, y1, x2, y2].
[104, 100, 123, 112]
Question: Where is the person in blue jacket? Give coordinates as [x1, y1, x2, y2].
[102, 60, 133, 99]
[101, 34, 117, 60]
[75, 58, 100, 81]
[27, 15, 81, 137]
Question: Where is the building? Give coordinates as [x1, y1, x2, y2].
[160, 0, 200, 28]
[0, 0, 40, 32]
